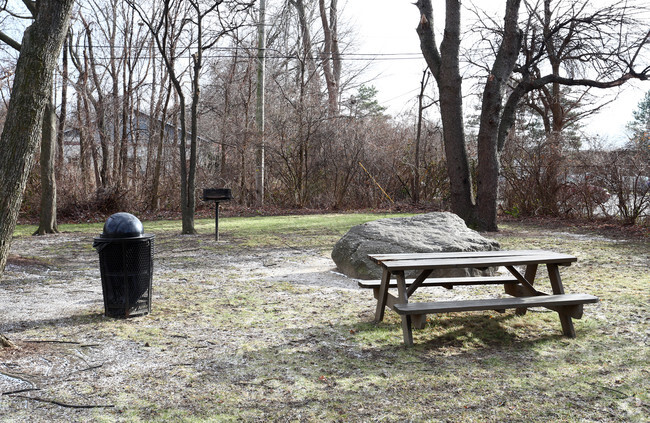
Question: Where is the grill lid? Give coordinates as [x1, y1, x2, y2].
[202, 188, 233, 201]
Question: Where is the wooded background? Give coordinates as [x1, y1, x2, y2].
[1, 0, 648, 228]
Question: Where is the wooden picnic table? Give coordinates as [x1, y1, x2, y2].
[362, 250, 599, 346]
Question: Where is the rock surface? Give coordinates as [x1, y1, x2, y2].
[331, 212, 500, 279]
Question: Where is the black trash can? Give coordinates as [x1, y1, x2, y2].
[93, 213, 154, 318]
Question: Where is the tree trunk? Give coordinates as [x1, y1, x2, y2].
[56, 34, 69, 178]
[185, 51, 200, 235]
[178, 93, 195, 234]
[0, 0, 74, 275]
[416, 0, 475, 224]
[413, 70, 430, 205]
[34, 96, 59, 235]
[416, 0, 522, 230]
[292, 0, 319, 91]
[255, 0, 267, 206]
[319, 0, 340, 116]
[475, 0, 522, 231]
[150, 86, 172, 211]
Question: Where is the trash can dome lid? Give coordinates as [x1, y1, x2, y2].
[102, 212, 144, 238]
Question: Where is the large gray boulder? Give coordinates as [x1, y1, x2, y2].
[331, 212, 500, 279]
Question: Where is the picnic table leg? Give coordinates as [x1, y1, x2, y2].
[517, 264, 538, 315]
[395, 271, 414, 347]
[374, 268, 391, 323]
[547, 263, 576, 338]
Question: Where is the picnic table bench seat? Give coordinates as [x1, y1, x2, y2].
[393, 293, 599, 316]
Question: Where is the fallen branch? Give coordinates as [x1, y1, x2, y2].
[9, 394, 115, 409]
[2, 388, 40, 396]
[0, 370, 36, 388]
[68, 363, 104, 375]
[586, 382, 630, 399]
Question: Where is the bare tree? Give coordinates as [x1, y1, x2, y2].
[318, 0, 341, 116]
[255, 0, 266, 205]
[129, 0, 253, 234]
[412, 69, 435, 205]
[1, 2, 62, 236]
[415, 0, 650, 230]
[0, 0, 74, 273]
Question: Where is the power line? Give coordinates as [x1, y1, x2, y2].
[64, 44, 424, 62]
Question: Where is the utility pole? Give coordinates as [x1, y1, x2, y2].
[255, 0, 266, 205]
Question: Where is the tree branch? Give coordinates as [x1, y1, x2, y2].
[0, 30, 21, 51]
[415, 0, 441, 78]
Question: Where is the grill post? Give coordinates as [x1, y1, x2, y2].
[215, 201, 220, 241]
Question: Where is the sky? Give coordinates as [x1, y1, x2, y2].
[342, 0, 650, 146]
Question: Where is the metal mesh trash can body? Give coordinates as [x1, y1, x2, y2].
[93, 213, 154, 318]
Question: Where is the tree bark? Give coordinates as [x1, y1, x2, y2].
[0, 0, 74, 275]
[56, 34, 69, 177]
[34, 97, 60, 235]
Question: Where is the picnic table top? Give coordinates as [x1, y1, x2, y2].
[368, 249, 577, 271]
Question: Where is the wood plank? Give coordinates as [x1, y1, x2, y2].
[379, 254, 576, 271]
[358, 275, 519, 289]
[393, 294, 598, 315]
[368, 250, 574, 264]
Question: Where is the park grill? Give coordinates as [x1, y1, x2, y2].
[202, 188, 233, 241]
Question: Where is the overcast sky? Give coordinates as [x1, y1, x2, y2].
[342, 0, 650, 146]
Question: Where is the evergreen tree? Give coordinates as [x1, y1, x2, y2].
[626, 91, 650, 151]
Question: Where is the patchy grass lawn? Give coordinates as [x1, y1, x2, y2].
[1, 214, 648, 422]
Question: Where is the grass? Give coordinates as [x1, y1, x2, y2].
[13, 212, 410, 250]
[3, 213, 649, 422]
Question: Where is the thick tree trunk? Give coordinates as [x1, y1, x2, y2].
[0, 0, 74, 275]
[416, 0, 475, 225]
[416, 0, 521, 231]
[476, 0, 522, 231]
